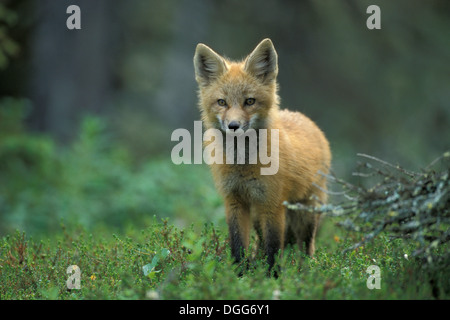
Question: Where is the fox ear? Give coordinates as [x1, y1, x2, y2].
[194, 44, 228, 86]
[244, 38, 278, 83]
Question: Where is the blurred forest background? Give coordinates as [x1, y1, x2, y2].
[0, 0, 449, 236]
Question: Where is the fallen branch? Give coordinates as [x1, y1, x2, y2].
[284, 151, 450, 265]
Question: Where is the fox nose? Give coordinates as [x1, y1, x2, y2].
[228, 121, 240, 130]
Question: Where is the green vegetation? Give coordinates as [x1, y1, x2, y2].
[1, 219, 448, 300]
[1, 99, 448, 300]
[0, 98, 223, 235]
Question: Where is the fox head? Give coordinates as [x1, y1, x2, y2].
[194, 39, 280, 132]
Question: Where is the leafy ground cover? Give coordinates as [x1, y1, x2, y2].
[0, 100, 448, 300]
[1, 217, 448, 300]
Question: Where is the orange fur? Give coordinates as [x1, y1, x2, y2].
[194, 39, 331, 274]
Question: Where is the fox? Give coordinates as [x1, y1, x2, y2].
[193, 38, 331, 275]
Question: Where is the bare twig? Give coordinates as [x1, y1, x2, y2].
[424, 151, 450, 171]
[357, 153, 426, 178]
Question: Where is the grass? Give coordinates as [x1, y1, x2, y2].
[1, 216, 447, 300]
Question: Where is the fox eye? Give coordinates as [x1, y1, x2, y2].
[245, 98, 256, 106]
[217, 99, 227, 107]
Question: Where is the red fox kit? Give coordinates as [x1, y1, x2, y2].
[193, 39, 331, 274]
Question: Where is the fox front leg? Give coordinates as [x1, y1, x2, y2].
[225, 197, 251, 272]
[258, 204, 285, 277]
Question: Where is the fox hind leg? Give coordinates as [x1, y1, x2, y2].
[285, 208, 319, 256]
